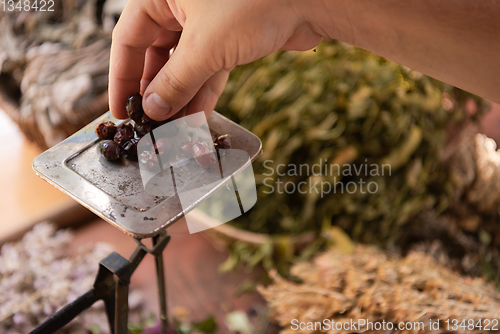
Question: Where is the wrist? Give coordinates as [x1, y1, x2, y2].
[293, 0, 358, 43]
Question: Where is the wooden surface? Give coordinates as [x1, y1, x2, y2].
[0, 111, 82, 244]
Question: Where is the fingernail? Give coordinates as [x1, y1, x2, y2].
[145, 92, 172, 119]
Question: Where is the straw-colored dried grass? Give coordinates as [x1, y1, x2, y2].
[259, 244, 500, 334]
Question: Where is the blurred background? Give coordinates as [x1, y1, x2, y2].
[1, 0, 500, 333]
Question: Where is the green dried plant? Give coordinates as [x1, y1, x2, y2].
[215, 41, 488, 270]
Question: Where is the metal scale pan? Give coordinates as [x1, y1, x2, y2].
[32, 111, 262, 239]
[30, 110, 262, 334]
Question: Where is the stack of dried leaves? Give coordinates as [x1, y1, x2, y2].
[216, 40, 489, 272]
[258, 243, 500, 334]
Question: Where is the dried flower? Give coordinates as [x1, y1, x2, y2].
[0, 222, 143, 333]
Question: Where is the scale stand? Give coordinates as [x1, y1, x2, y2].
[31, 111, 262, 334]
[30, 230, 171, 334]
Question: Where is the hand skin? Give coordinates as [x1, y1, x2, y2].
[109, 0, 500, 122]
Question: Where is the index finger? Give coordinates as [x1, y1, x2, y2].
[108, 0, 179, 119]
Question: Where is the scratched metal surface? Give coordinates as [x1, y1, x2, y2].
[32, 111, 262, 239]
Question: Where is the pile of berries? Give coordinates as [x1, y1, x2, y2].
[95, 92, 160, 162]
[96, 122, 139, 161]
[95, 93, 231, 168]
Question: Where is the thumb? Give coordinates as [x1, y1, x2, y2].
[143, 33, 217, 121]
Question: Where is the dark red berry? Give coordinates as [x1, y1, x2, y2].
[135, 119, 153, 137]
[151, 138, 172, 155]
[180, 141, 195, 156]
[151, 119, 167, 129]
[215, 134, 231, 149]
[210, 129, 218, 142]
[123, 138, 140, 160]
[139, 151, 159, 170]
[114, 123, 134, 145]
[95, 121, 117, 140]
[192, 142, 217, 168]
[126, 93, 144, 123]
[99, 140, 123, 161]
[146, 160, 157, 169]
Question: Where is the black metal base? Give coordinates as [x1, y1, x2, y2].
[30, 230, 171, 334]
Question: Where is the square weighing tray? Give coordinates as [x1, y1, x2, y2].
[32, 111, 262, 239]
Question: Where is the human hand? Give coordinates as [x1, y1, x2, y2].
[109, 0, 323, 121]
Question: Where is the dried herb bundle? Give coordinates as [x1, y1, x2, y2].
[216, 41, 488, 270]
[447, 133, 500, 215]
[258, 244, 500, 334]
[0, 0, 115, 148]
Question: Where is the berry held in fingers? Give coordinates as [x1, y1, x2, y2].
[126, 93, 145, 123]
